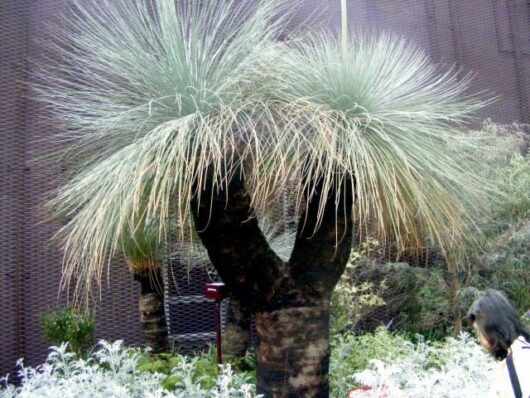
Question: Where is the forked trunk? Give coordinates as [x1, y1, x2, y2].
[134, 268, 169, 353]
[255, 299, 331, 397]
[192, 173, 353, 397]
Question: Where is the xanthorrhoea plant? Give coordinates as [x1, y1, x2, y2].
[230, 32, 487, 396]
[120, 218, 168, 353]
[37, 0, 489, 396]
[37, 0, 291, 298]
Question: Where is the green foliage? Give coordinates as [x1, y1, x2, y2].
[490, 154, 530, 228]
[411, 267, 452, 336]
[228, 350, 257, 375]
[466, 121, 528, 238]
[331, 280, 384, 335]
[331, 238, 440, 336]
[472, 130, 530, 312]
[479, 222, 530, 312]
[120, 223, 160, 273]
[469, 120, 528, 169]
[137, 348, 221, 391]
[331, 240, 385, 334]
[329, 328, 414, 397]
[192, 356, 220, 390]
[160, 375, 183, 392]
[137, 352, 182, 375]
[40, 308, 95, 356]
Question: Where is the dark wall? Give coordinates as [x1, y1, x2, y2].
[290, 0, 530, 124]
[1, 0, 529, 376]
[0, 0, 142, 376]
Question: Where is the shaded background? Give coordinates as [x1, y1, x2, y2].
[1, 0, 529, 376]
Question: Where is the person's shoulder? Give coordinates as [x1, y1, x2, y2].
[512, 336, 530, 355]
[511, 338, 530, 398]
[513, 336, 530, 346]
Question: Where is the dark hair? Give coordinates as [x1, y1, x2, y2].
[467, 289, 530, 360]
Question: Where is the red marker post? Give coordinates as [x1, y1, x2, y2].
[203, 282, 229, 364]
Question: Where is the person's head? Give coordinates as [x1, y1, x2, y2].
[467, 289, 530, 359]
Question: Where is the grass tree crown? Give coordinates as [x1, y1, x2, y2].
[36, 0, 488, 302]
[279, 31, 488, 252]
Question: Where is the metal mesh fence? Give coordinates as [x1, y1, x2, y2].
[0, 0, 142, 376]
[0, 0, 29, 377]
[1, 0, 529, 377]
[290, 0, 530, 125]
[165, 254, 226, 353]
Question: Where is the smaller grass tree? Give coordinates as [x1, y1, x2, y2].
[36, 1, 488, 396]
[120, 219, 168, 353]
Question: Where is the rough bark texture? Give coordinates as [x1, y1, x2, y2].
[222, 297, 252, 362]
[134, 268, 169, 353]
[191, 174, 353, 397]
[255, 301, 331, 397]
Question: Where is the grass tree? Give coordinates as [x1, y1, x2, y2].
[37, 0, 487, 396]
[120, 219, 168, 353]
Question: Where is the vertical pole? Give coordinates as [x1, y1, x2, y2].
[341, 0, 348, 57]
[448, 0, 464, 79]
[424, 0, 440, 60]
[215, 300, 223, 364]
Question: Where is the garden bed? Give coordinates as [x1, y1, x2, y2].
[1, 330, 494, 398]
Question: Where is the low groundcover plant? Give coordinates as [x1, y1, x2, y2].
[0, 341, 257, 398]
[1, 331, 495, 398]
[347, 332, 496, 398]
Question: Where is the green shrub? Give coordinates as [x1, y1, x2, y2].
[330, 240, 385, 335]
[329, 328, 414, 397]
[475, 152, 530, 311]
[408, 266, 452, 337]
[469, 120, 528, 168]
[488, 154, 530, 232]
[192, 356, 220, 390]
[40, 308, 95, 356]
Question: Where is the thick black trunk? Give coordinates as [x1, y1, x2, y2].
[191, 175, 353, 397]
[134, 268, 169, 353]
[191, 173, 287, 310]
[255, 299, 331, 398]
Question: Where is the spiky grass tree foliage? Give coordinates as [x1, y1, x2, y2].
[37, 1, 488, 396]
[38, 0, 289, 297]
[282, 32, 485, 252]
